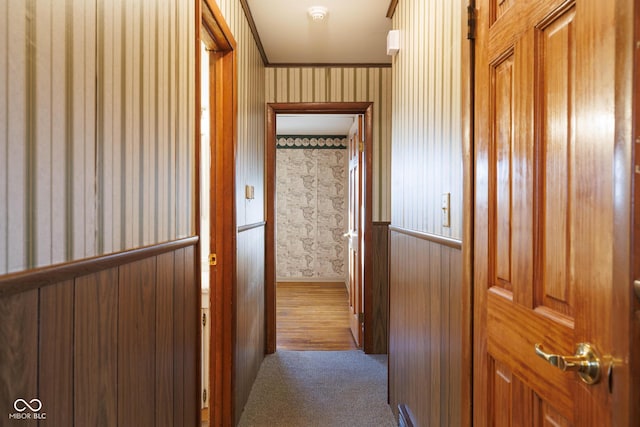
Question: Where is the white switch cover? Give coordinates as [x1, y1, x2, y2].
[441, 193, 450, 227]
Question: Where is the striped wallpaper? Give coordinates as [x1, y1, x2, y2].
[390, 0, 463, 238]
[265, 67, 392, 222]
[0, 0, 196, 275]
[215, 0, 266, 227]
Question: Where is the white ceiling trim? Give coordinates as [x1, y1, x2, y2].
[276, 114, 356, 136]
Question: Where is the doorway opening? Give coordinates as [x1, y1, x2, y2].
[274, 113, 361, 351]
[265, 102, 374, 354]
[199, 40, 212, 424]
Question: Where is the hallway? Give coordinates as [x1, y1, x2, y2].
[232, 282, 393, 426]
[237, 350, 394, 427]
[0, 0, 636, 425]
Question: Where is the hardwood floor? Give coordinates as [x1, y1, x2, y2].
[277, 282, 358, 351]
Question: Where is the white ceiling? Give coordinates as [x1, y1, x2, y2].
[245, 0, 393, 65]
[277, 114, 356, 136]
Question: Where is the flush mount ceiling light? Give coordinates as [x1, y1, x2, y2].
[308, 6, 328, 21]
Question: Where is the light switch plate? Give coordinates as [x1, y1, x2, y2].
[245, 185, 254, 200]
[441, 193, 450, 227]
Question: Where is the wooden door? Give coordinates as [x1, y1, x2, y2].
[347, 116, 363, 347]
[474, 0, 626, 425]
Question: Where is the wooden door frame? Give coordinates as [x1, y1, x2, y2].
[198, 0, 237, 425]
[461, 1, 475, 427]
[615, 0, 639, 423]
[265, 102, 374, 354]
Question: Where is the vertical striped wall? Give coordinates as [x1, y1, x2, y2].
[388, 1, 465, 425]
[391, 0, 463, 238]
[216, 0, 266, 227]
[0, 0, 196, 275]
[265, 67, 392, 222]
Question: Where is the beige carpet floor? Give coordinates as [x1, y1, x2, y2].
[237, 351, 396, 427]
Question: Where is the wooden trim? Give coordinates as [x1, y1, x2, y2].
[202, 0, 236, 50]
[237, 221, 266, 233]
[239, 0, 269, 65]
[266, 106, 277, 354]
[389, 225, 463, 250]
[461, 0, 475, 426]
[386, 0, 399, 19]
[373, 221, 391, 226]
[267, 102, 374, 114]
[0, 237, 199, 297]
[265, 102, 375, 354]
[266, 62, 392, 68]
[630, 0, 640, 422]
[200, 1, 237, 425]
[613, 0, 636, 424]
[362, 105, 375, 354]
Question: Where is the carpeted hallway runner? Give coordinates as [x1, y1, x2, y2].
[237, 350, 396, 427]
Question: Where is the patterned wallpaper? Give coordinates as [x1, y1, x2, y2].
[276, 143, 348, 281]
[276, 135, 347, 149]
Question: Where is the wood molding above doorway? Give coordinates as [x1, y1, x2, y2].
[265, 102, 374, 354]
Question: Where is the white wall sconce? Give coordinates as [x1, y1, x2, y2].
[308, 6, 328, 22]
[387, 30, 400, 56]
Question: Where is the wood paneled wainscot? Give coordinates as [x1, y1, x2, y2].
[369, 221, 390, 354]
[235, 223, 266, 425]
[388, 227, 463, 426]
[0, 237, 200, 426]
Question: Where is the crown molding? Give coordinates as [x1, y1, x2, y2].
[386, 0, 399, 18]
[239, 0, 269, 65]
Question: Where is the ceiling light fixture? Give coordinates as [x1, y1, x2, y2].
[308, 6, 328, 22]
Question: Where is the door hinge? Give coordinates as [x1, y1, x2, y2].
[208, 253, 217, 266]
[202, 312, 207, 327]
[467, 5, 477, 40]
[359, 141, 364, 152]
[358, 312, 365, 323]
[203, 388, 207, 403]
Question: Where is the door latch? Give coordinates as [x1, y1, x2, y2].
[534, 343, 601, 385]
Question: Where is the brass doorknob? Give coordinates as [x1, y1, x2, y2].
[534, 343, 601, 384]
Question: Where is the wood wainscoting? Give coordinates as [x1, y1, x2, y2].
[234, 222, 266, 425]
[388, 226, 464, 426]
[0, 237, 200, 426]
[368, 221, 390, 354]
